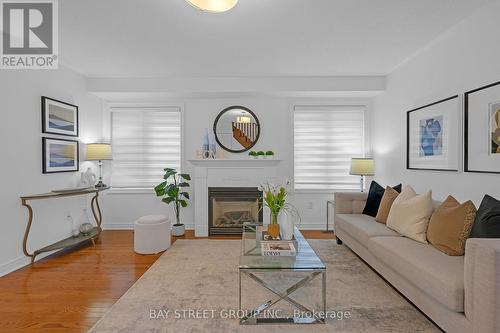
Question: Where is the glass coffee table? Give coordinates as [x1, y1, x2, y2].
[239, 224, 326, 325]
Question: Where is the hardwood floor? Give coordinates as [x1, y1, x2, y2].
[0, 230, 335, 333]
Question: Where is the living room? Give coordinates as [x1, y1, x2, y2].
[1, 0, 500, 332]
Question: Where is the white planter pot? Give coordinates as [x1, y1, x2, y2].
[278, 213, 294, 240]
[265, 155, 274, 159]
[172, 224, 185, 236]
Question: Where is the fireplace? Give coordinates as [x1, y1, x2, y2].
[208, 187, 263, 235]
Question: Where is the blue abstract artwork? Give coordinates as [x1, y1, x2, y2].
[419, 116, 443, 157]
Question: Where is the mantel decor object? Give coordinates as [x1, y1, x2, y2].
[214, 106, 260, 153]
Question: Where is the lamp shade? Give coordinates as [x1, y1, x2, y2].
[85, 143, 112, 161]
[186, 0, 238, 13]
[350, 158, 374, 176]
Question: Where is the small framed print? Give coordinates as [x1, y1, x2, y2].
[465, 80, 500, 174]
[406, 95, 461, 171]
[42, 138, 79, 174]
[42, 96, 79, 137]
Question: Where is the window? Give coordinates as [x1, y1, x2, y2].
[110, 106, 181, 188]
[293, 105, 366, 191]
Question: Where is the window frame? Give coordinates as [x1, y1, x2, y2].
[103, 102, 185, 193]
[290, 100, 372, 194]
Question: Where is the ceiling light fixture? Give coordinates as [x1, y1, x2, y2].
[186, 0, 238, 13]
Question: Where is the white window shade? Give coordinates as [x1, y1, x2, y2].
[111, 107, 181, 188]
[293, 105, 366, 191]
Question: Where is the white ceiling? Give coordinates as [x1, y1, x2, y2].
[60, 0, 490, 78]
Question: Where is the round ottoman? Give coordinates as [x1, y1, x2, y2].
[134, 215, 171, 254]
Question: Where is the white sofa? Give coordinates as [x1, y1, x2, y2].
[334, 192, 500, 333]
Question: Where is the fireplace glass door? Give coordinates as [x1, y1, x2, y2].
[208, 187, 263, 235]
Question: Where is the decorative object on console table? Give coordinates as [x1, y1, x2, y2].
[349, 158, 374, 192]
[406, 95, 460, 171]
[42, 137, 79, 174]
[465, 80, 500, 174]
[41, 96, 79, 137]
[154, 168, 191, 236]
[257, 151, 265, 159]
[85, 143, 112, 188]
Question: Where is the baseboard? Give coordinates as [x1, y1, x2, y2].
[0, 250, 59, 277]
[103, 222, 327, 231]
[102, 222, 196, 230]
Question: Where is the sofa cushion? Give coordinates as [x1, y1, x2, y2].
[369, 236, 465, 312]
[335, 214, 401, 246]
[386, 186, 433, 243]
[427, 196, 477, 256]
[375, 186, 400, 224]
[362, 181, 402, 217]
[470, 194, 500, 238]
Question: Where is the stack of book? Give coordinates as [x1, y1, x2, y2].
[260, 230, 297, 256]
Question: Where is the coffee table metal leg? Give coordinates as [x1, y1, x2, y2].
[239, 269, 326, 325]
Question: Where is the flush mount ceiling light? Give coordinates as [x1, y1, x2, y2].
[186, 0, 238, 13]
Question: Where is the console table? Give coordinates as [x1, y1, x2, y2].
[20, 187, 108, 263]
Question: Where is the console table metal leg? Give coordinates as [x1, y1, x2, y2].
[21, 199, 36, 264]
[90, 191, 103, 240]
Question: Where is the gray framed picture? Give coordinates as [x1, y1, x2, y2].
[42, 96, 79, 137]
[406, 95, 461, 171]
[465, 80, 500, 174]
[42, 138, 79, 174]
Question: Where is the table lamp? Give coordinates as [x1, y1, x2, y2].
[85, 143, 112, 188]
[349, 158, 374, 192]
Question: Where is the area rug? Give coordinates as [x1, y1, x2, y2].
[89, 239, 440, 333]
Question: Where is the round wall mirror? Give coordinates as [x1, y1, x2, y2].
[213, 106, 260, 153]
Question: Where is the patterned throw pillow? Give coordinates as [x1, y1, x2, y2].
[427, 196, 477, 256]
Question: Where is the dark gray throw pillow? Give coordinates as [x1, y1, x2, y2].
[362, 181, 402, 217]
[469, 195, 500, 238]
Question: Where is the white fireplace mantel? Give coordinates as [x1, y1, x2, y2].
[188, 159, 282, 237]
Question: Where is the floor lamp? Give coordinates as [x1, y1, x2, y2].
[349, 158, 375, 192]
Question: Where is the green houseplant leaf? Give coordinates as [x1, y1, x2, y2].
[154, 168, 191, 226]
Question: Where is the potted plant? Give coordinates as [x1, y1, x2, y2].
[154, 168, 191, 236]
[260, 182, 299, 240]
[265, 150, 274, 159]
[248, 151, 258, 159]
[257, 151, 265, 159]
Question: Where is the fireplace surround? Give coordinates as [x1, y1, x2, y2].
[208, 187, 263, 235]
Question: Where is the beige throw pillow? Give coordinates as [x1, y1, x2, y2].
[375, 186, 399, 224]
[386, 185, 433, 243]
[427, 196, 477, 256]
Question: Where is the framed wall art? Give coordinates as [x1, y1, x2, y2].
[465, 80, 500, 174]
[42, 138, 79, 174]
[42, 96, 79, 137]
[406, 95, 461, 171]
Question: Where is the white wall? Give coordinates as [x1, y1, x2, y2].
[0, 66, 103, 276]
[101, 96, 372, 230]
[372, 1, 500, 206]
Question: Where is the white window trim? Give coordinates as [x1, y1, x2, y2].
[289, 99, 372, 194]
[103, 102, 185, 194]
